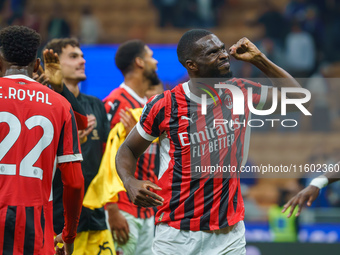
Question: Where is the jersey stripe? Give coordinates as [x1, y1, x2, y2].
[121, 93, 138, 109]
[40, 207, 45, 246]
[3, 206, 16, 254]
[23, 207, 35, 255]
[168, 92, 182, 222]
[140, 94, 165, 127]
[180, 95, 196, 230]
[69, 108, 80, 155]
[57, 122, 65, 157]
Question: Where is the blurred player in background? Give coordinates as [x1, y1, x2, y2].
[103, 40, 160, 255]
[103, 39, 160, 129]
[0, 25, 84, 255]
[115, 29, 305, 254]
[44, 38, 114, 254]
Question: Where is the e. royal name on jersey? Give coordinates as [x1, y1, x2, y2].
[0, 86, 52, 105]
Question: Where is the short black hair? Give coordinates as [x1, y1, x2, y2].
[44, 38, 80, 55]
[177, 29, 212, 67]
[0, 25, 41, 66]
[115, 40, 146, 75]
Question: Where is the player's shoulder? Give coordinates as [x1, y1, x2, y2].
[147, 89, 171, 106]
[104, 87, 125, 101]
[227, 78, 262, 88]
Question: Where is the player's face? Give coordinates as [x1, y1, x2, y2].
[143, 45, 160, 86]
[59, 45, 86, 82]
[194, 34, 231, 78]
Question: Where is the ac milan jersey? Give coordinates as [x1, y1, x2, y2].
[136, 79, 268, 231]
[103, 83, 146, 129]
[0, 75, 82, 254]
[103, 83, 159, 218]
[117, 142, 159, 219]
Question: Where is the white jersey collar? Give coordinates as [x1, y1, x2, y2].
[182, 81, 222, 105]
[120, 82, 147, 105]
[3, 74, 37, 82]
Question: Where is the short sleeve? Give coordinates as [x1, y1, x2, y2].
[136, 93, 166, 141]
[57, 106, 83, 163]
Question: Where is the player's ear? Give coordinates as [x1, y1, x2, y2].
[186, 60, 198, 72]
[135, 57, 145, 69]
[33, 58, 41, 73]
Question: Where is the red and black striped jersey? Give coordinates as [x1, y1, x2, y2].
[0, 75, 82, 254]
[103, 83, 147, 129]
[117, 142, 159, 219]
[103, 83, 159, 218]
[136, 79, 268, 231]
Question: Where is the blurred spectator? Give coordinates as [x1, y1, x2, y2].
[285, 21, 315, 78]
[47, 3, 70, 40]
[178, 0, 200, 27]
[10, 4, 40, 32]
[195, 0, 225, 27]
[197, 0, 215, 27]
[301, 5, 324, 52]
[0, 0, 6, 12]
[79, 5, 101, 45]
[285, 0, 308, 21]
[152, 0, 179, 27]
[323, 1, 340, 62]
[256, 0, 289, 46]
[268, 188, 299, 242]
[305, 64, 331, 132]
[7, 0, 26, 25]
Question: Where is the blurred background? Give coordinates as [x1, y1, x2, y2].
[2, 0, 340, 253]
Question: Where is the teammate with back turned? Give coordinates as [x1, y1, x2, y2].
[115, 29, 305, 254]
[0, 26, 84, 255]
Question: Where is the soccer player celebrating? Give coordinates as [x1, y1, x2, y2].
[115, 29, 305, 254]
[0, 26, 84, 254]
[103, 40, 160, 255]
[44, 38, 113, 254]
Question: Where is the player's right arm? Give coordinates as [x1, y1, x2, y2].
[282, 170, 340, 218]
[54, 161, 84, 255]
[116, 128, 163, 207]
[229, 37, 309, 113]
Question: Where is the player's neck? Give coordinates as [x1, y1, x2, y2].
[124, 74, 149, 99]
[4, 67, 32, 78]
[63, 79, 80, 97]
[188, 80, 210, 97]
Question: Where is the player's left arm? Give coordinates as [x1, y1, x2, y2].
[116, 127, 164, 207]
[230, 37, 310, 112]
